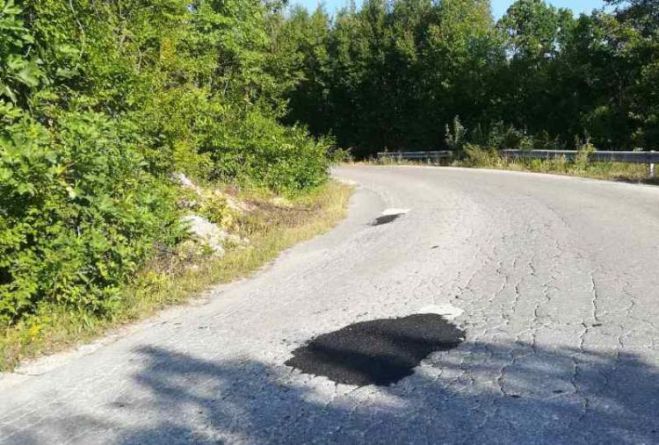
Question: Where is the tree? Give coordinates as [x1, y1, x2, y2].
[279, 0, 659, 154]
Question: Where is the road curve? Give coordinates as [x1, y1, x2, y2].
[1, 166, 658, 444]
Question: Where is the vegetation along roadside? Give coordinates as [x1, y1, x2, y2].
[0, 0, 347, 371]
[282, 1, 658, 157]
[3, 0, 658, 369]
[371, 140, 659, 185]
[1, 179, 352, 371]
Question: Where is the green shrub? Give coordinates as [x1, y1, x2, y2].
[0, 0, 332, 330]
[469, 121, 535, 151]
[463, 144, 501, 167]
[203, 109, 330, 193]
[575, 141, 597, 171]
[0, 112, 181, 326]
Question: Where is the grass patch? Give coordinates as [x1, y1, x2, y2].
[356, 147, 658, 185]
[0, 181, 353, 371]
[459, 146, 658, 184]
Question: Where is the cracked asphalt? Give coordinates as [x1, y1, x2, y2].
[1, 166, 658, 445]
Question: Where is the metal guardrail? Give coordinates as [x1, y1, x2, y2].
[377, 149, 658, 177]
[502, 149, 657, 178]
[377, 151, 453, 161]
[501, 149, 659, 164]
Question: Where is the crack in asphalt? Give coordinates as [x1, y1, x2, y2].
[1, 166, 658, 444]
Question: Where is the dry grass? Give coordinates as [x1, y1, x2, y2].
[459, 147, 658, 184]
[0, 181, 353, 371]
[353, 149, 658, 185]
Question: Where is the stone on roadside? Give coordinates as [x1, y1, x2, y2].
[181, 215, 228, 257]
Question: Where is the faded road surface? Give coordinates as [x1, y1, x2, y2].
[1, 166, 658, 444]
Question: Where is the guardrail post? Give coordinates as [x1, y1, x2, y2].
[650, 151, 656, 179]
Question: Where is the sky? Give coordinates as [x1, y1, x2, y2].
[292, 0, 608, 19]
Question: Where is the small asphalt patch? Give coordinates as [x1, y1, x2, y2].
[370, 214, 403, 226]
[285, 314, 465, 386]
[370, 208, 410, 226]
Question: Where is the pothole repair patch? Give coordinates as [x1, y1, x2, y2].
[370, 208, 410, 226]
[371, 214, 402, 226]
[285, 314, 465, 387]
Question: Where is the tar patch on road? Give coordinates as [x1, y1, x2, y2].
[370, 213, 402, 226]
[285, 314, 465, 386]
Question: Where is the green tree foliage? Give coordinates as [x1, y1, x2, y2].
[605, 0, 659, 147]
[0, 113, 180, 324]
[280, 0, 659, 155]
[497, 1, 569, 126]
[0, 0, 330, 325]
[3, 0, 658, 325]
[274, 6, 332, 134]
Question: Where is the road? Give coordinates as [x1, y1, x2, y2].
[1, 166, 658, 444]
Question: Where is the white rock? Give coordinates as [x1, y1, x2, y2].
[173, 172, 195, 188]
[174, 172, 251, 214]
[418, 304, 464, 320]
[181, 215, 227, 256]
[382, 208, 411, 216]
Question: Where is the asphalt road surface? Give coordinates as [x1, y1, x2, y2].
[1, 166, 658, 445]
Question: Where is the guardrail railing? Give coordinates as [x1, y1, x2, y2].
[501, 149, 659, 164]
[502, 149, 657, 178]
[377, 151, 453, 162]
[377, 149, 658, 177]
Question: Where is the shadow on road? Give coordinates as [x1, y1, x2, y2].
[5, 341, 657, 444]
[113, 342, 658, 444]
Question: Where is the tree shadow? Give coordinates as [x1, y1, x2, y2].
[3, 340, 657, 444]
[107, 341, 658, 445]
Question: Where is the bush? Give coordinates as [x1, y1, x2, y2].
[0, 112, 181, 326]
[203, 109, 330, 193]
[0, 0, 332, 330]
[575, 141, 596, 170]
[463, 144, 501, 167]
[468, 122, 535, 151]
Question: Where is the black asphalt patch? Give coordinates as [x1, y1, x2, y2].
[285, 314, 465, 386]
[370, 213, 402, 226]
